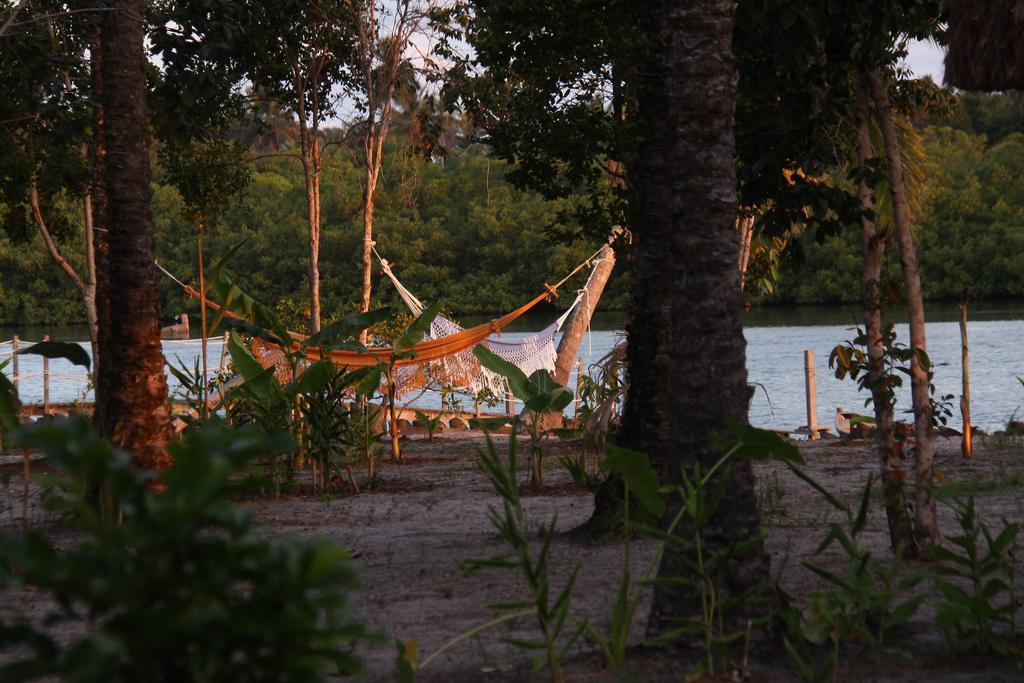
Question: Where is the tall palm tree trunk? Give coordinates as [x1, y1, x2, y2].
[629, 0, 769, 635]
[855, 81, 914, 553]
[867, 69, 939, 547]
[95, 0, 173, 470]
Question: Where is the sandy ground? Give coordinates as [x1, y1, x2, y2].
[3, 432, 1024, 681]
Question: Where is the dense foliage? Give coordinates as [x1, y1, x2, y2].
[3, 94, 1024, 326]
[0, 144, 628, 327]
[0, 418, 369, 681]
[773, 125, 1024, 304]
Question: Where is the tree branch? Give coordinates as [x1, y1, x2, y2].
[28, 183, 86, 295]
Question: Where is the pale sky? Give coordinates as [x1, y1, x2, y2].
[904, 38, 946, 84]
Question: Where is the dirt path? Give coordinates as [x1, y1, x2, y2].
[244, 433, 1024, 680]
[3, 433, 1024, 681]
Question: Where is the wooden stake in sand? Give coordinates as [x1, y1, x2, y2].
[960, 300, 972, 459]
[42, 335, 50, 417]
[804, 350, 818, 440]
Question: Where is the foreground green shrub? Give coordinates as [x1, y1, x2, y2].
[0, 417, 370, 682]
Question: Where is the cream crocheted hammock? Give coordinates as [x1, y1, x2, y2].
[376, 250, 584, 398]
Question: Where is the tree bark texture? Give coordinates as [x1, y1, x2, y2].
[736, 215, 754, 289]
[90, 17, 111, 438]
[358, 174, 377, 344]
[96, 0, 173, 470]
[855, 81, 914, 554]
[624, 0, 769, 635]
[537, 243, 616, 431]
[867, 69, 939, 548]
[301, 127, 322, 333]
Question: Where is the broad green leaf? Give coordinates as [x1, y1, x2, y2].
[19, 341, 91, 370]
[474, 344, 529, 399]
[211, 270, 291, 343]
[0, 369, 19, 432]
[356, 365, 384, 398]
[305, 309, 390, 348]
[292, 359, 337, 396]
[716, 418, 804, 464]
[600, 444, 665, 517]
[227, 331, 267, 382]
[396, 302, 442, 352]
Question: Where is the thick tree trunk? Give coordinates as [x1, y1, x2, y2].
[867, 69, 939, 548]
[627, 0, 768, 635]
[90, 18, 111, 439]
[538, 243, 615, 430]
[96, 0, 173, 470]
[855, 81, 914, 554]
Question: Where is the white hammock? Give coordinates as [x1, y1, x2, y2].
[377, 250, 583, 397]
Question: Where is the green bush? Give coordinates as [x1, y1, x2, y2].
[0, 417, 371, 682]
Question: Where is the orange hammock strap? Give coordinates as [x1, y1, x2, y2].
[180, 285, 553, 368]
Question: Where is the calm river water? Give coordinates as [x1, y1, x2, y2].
[3, 300, 1022, 433]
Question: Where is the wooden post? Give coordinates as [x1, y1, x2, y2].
[804, 349, 818, 440]
[388, 381, 401, 460]
[574, 357, 584, 418]
[198, 233, 209, 420]
[42, 335, 50, 417]
[219, 332, 229, 373]
[474, 397, 481, 421]
[960, 301, 972, 459]
[11, 336, 19, 395]
[505, 390, 514, 416]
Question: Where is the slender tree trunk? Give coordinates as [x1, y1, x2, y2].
[736, 215, 754, 289]
[867, 69, 939, 547]
[95, 0, 173, 470]
[82, 187, 99, 377]
[538, 243, 616, 430]
[302, 132, 322, 333]
[628, 0, 769, 635]
[358, 171, 377, 344]
[855, 80, 914, 554]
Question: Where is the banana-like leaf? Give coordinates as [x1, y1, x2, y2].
[395, 302, 442, 352]
[292, 359, 337, 396]
[715, 418, 804, 464]
[474, 344, 529, 399]
[600, 444, 665, 517]
[211, 270, 291, 344]
[227, 331, 266, 382]
[356, 365, 384, 398]
[18, 340, 91, 370]
[522, 369, 573, 412]
[0, 368, 19, 432]
[305, 309, 391, 348]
